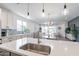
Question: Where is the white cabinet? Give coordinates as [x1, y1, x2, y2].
[1, 9, 7, 29]
[1, 8, 15, 29]
[7, 11, 14, 29]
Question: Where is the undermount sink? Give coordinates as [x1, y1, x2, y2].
[20, 43, 51, 55]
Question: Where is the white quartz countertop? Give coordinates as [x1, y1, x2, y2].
[0, 34, 27, 39]
[0, 38, 79, 56]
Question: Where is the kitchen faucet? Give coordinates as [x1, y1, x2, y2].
[38, 26, 42, 44]
[38, 31, 41, 44]
[38, 25, 42, 44]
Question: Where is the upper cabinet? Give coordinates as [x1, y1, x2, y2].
[1, 8, 16, 29]
[1, 9, 8, 29]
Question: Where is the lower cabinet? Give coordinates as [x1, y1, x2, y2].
[66, 34, 76, 41]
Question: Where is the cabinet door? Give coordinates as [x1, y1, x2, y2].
[1, 9, 15, 29]
[7, 12, 14, 29]
[1, 9, 7, 29]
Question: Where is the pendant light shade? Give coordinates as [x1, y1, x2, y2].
[64, 4, 66, 9]
[27, 12, 29, 16]
[42, 8, 44, 12]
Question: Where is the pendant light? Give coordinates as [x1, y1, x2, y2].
[64, 3, 68, 15]
[27, 3, 30, 19]
[6, 12, 9, 29]
[42, 3, 45, 17]
[48, 13, 53, 26]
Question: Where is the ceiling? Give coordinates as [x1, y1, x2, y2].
[0, 3, 79, 25]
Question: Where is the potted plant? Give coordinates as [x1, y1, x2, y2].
[70, 24, 78, 40]
[65, 25, 78, 41]
[22, 26, 30, 34]
[65, 27, 71, 34]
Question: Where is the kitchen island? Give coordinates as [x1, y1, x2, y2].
[0, 37, 79, 56]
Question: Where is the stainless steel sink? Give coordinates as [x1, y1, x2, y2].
[20, 43, 51, 55]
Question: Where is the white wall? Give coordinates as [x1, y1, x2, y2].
[0, 8, 39, 33]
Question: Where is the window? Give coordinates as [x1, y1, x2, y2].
[17, 20, 22, 31]
[22, 21, 27, 33]
[17, 20, 27, 34]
